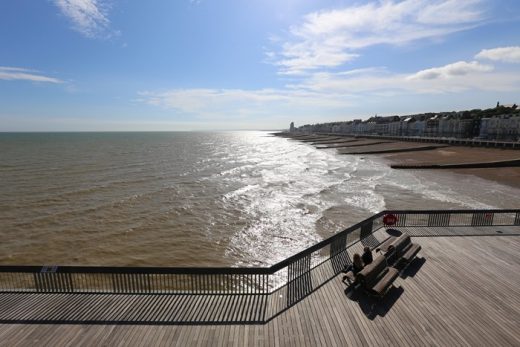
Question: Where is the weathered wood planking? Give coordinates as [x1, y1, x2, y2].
[0, 233, 520, 346]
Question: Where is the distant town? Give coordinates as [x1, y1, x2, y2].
[289, 103, 520, 141]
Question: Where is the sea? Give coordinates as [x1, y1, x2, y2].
[1, 131, 519, 267]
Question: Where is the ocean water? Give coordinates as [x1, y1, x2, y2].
[1, 131, 519, 267]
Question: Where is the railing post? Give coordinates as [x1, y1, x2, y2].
[360, 220, 373, 239]
[330, 234, 348, 274]
[287, 254, 312, 307]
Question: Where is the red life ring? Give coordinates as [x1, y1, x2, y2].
[383, 214, 398, 226]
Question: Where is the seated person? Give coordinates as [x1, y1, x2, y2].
[342, 253, 364, 284]
[361, 246, 373, 265]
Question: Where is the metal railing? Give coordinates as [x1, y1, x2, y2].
[0, 209, 519, 322]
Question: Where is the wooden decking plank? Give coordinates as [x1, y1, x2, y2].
[227, 294, 241, 323]
[305, 285, 330, 346]
[169, 294, 193, 322]
[136, 295, 165, 322]
[180, 294, 205, 322]
[287, 298, 305, 347]
[208, 295, 227, 322]
[2, 294, 46, 320]
[154, 295, 180, 323]
[230, 324, 240, 347]
[219, 293, 237, 323]
[88, 295, 122, 321]
[79, 325, 117, 346]
[319, 278, 357, 346]
[0, 293, 27, 314]
[163, 326, 183, 347]
[119, 325, 145, 347]
[0, 233, 520, 345]
[61, 294, 106, 321]
[204, 295, 224, 322]
[134, 326, 160, 347]
[240, 294, 253, 323]
[381, 276, 431, 346]
[165, 294, 189, 322]
[98, 325, 130, 347]
[399, 276, 461, 347]
[293, 294, 318, 346]
[193, 294, 216, 322]
[135, 294, 162, 322]
[318, 279, 356, 346]
[191, 323, 204, 347]
[306, 282, 337, 347]
[422, 245, 506, 345]
[235, 295, 249, 323]
[245, 294, 256, 323]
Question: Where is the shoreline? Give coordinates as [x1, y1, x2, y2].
[278, 133, 520, 190]
[382, 146, 520, 189]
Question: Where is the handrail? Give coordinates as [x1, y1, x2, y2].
[269, 211, 385, 272]
[0, 265, 271, 275]
[1, 208, 518, 324]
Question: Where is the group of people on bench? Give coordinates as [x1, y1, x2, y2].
[346, 246, 373, 275]
[341, 233, 421, 298]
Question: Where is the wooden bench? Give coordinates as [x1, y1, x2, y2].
[376, 235, 397, 253]
[356, 254, 399, 298]
[377, 233, 421, 268]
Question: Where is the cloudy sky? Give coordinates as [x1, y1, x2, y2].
[1, 0, 520, 131]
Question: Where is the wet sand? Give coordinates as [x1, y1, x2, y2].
[338, 142, 447, 154]
[279, 132, 520, 189]
[382, 146, 520, 189]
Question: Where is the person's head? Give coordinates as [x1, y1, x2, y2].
[363, 246, 370, 253]
[353, 253, 363, 266]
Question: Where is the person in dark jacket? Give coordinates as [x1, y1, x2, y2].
[361, 246, 373, 265]
[351, 253, 364, 274]
[342, 253, 364, 284]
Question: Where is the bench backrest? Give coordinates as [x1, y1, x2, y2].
[393, 234, 411, 254]
[378, 236, 397, 253]
[357, 254, 387, 286]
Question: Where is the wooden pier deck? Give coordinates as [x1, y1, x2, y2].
[1, 228, 519, 346]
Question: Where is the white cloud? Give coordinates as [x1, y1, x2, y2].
[274, 0, 486, 74]
[408, 61, 493, 80]
[138, 88, 352, 120]
[140, 55, 520, 122]
[476, 46, 520, 63]
[0, 67, 63, 83]
[54, 0, 114, 38]
[416, 0, 483, 24]
[298, 60, 518, 94]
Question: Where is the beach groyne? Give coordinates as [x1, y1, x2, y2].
[391, 159, 520, 169]
[339, 144, 448, 155]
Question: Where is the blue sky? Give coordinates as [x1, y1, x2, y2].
[1, 0, 520, 131]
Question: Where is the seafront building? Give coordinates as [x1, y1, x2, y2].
[292, 105, 520, 141]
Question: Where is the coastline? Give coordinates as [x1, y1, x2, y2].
[381, 146, 520, 189]
[279, 133, 520, 190]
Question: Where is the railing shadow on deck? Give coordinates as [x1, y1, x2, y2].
[0, 209, 519, 325]
[0, 292, 270, 325]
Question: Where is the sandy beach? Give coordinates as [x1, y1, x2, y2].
[280, 133, 520, 189]
[382, 146, 520, 189]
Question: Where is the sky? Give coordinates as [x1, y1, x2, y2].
[1, 0, 520, 131]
